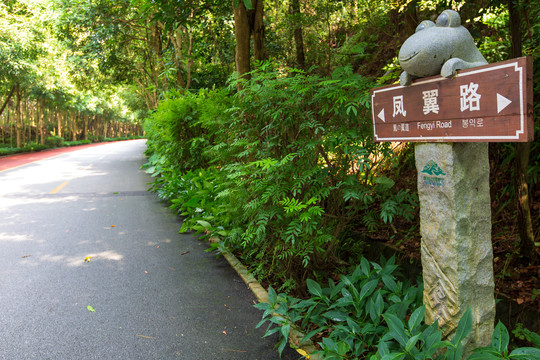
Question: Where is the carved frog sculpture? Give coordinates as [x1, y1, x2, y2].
[398, 9, 487, 86]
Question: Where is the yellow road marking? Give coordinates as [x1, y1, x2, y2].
[50, 181, 69, 194]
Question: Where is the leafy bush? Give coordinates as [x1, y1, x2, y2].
[22, 142, 48, 152]
[144, 63, 418, 289]
[63, 140, 92, 146]
[0, 147, 21, 156]
[255, 256, 424, 358]
[45, 136, 63, 147]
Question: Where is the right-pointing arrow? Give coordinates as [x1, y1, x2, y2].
[497, 93, 512, 113]
[377, 108, 385, 122]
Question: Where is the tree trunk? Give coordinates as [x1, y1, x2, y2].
[172, 25, 187, 89]
[15, 84, 22, 148]
[0, 85, 16, 118]
[57, 107, 62, 139]
[252, 0, 265, 62]
[233, 1, 251, 89]
[508, 0, 536, 263]
[290, 0, 306, 70]
[83, 114, 88, 140]
[39, 98, 45, 145]
[72, 111, 78, 141]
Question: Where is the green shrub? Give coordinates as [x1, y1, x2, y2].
[0, 147, 21, 156]
[63, 140, 92, 146]
[22, 142, 48, 152]
[144, 63, 417, 289]
[45, 136, 63, 147]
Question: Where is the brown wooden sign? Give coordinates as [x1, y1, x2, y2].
[371, 57, 533, 142]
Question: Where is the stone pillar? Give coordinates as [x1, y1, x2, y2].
[415, 142, 495, 357]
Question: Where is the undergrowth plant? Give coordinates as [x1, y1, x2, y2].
[255, 256, 540, 360]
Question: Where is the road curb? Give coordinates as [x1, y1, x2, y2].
[208, 237, 321, 359]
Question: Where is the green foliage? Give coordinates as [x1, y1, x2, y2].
[45, 136, 63, 147]
[255, 258, 540, 359]
[469, 322, 540, 360]
[144, 63, 418, 287]
[255, 256, 424, 358]
[62, 140, 92, 147]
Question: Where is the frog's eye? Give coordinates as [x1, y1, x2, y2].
[415, 20, 435, 32]
[436, 9, 461, 27]
[436, 12, 449, 26]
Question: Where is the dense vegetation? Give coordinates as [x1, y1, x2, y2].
[2, 0, 538, 358]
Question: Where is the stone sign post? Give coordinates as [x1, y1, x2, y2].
[370, 9, 534, 358]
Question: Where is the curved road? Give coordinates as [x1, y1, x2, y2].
[0, 140, 297, 359]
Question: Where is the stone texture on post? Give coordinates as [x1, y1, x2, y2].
[415, 142, 495, 357]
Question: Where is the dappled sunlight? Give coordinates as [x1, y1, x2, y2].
[0, 232, 36, 244]
[146, 238, 172, 246]
[25, 250, 125, 268]
[0, 159, 107, 196]
[0, 195, 81, 212]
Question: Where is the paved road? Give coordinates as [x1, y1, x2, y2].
[0, 140, 298, 359]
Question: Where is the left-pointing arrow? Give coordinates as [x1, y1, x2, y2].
[378, 109, 385, 122]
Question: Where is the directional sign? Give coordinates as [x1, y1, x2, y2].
[371, 57, 533, 142]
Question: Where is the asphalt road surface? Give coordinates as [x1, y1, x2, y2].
[0, 140, 298, 360]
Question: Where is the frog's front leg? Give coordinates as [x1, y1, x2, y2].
[400, 71, 414, 86]
[441, 58, 487, 78]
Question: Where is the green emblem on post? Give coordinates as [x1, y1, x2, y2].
[422, 160, 445, 186]
[422, 160, 446, 176]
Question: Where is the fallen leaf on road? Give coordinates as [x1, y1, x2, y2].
[296, 348, 310, 358]
[136, 335, 155, 339]
[21, 255, 31, 258]
[111, 225, 116, 228]
[84, 256, 91, 262]
[87, 305, 95, 312]
[144, 270, 148, 274]
[224, 304, 231, 310]
[222, 331, 227, 335]
[181, 251, 190, 255]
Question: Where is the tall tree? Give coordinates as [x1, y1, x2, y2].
[508, 0, 536, 263]
[290, 0, 306, 70]
[232, 0, 265, 89]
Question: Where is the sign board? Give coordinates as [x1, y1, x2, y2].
[371, 57, 533, 142]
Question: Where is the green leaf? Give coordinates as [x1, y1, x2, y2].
[359, 279, 378, 300]
[408, 306, 425, 332]
[346, 317, 361, 335]
[322, 310, 348, 322]
[243, 0, 254, 10]
[301, 326, 326, 343]
[383, 313, 408, 347]
[405, 333, 422, 352]
[491, 321, 510, 353]
[196, 220, 212, 229]
[451, 307, 472, 346]
[468, 347, 504, 360]
[375, 291, 385, 316]
[268, 286, 278, 305]
[360, 257, 370, 275]
[87, 305, 95, 312]
[381, 352, 405, 360]
[306, 279, 323, 298]
[382, 274, 399, 293]
[509, 347, 540, 359]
